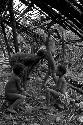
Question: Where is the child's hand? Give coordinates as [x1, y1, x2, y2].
[21, 88, 25, 92]
[22, 91, 27, 95]
[21, 88, 26, 95]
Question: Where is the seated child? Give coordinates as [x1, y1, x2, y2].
[5, 63, 26, 113]
[46, 65, 67, 109]
[10, 51, 44, 88]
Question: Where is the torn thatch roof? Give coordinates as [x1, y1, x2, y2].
[0, 0, 83, 39]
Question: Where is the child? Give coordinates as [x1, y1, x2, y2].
[46, 65, 67, 109]
[55, 64, 67, 94]
[10, 52, 43, 88]
[5, 63, 26, 113]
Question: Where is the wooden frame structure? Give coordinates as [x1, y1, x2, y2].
[0, 0, 83, 57]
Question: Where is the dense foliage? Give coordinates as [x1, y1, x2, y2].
[0, 0, 83, 124]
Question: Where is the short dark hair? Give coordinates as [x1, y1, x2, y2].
[57, 65, 66, 75]
[13, 63, 25, 76]
[37, 48, 47, 58]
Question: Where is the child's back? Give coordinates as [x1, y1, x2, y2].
[55, 65, 67, 94]
[5, 74, 21, 95]
[55, 76, 67, 94]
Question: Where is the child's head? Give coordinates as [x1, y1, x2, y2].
[37, 47, 47, 59]
[13, 63, 25, 77]
[56, 65, 66, 77]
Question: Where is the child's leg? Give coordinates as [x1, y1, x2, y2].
[10, 95, 26, 108]
[46, 88, 63, 107]
[6, 93, 26, 113]
[49, 89, 65, 110]
[45, 89, 51, 106]
[60, 82, 67, 94]
[47, 88, 61, 97]
[46, 88, 59, 106]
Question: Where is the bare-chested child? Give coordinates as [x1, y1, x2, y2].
[5, 63, 26, 113]
[47, 65, 67, 109]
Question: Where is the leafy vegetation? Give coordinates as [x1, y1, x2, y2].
[0, 0, 83, 124]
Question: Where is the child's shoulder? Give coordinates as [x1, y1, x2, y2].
[11, 73, 20, 81]
[61, 76, 67, 84]
[59, 76, 66, 82]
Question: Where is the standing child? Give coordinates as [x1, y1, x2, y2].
[47, 65, 67, 109]
[5, 63, 26, 113]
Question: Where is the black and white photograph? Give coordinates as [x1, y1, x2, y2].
[0, 0, 83, 124]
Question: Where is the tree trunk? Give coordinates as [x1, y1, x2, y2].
[0, 41, 6, 58]
[42, 68, 51, 90]
[9, 0, 19, 52]
[0, 16, 6, 57]
[61, 32, 65, 65]
[1, 22, 11, 59]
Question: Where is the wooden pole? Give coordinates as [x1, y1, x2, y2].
[9, 0, 19, 52]
[61, 31, 65, 65]
[1, 22, 11, 59]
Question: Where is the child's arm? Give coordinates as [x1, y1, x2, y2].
[47, 88, 62, 97]
[60, 78, 67, 94]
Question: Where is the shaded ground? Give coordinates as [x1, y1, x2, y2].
[0, 57, 83, 125]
